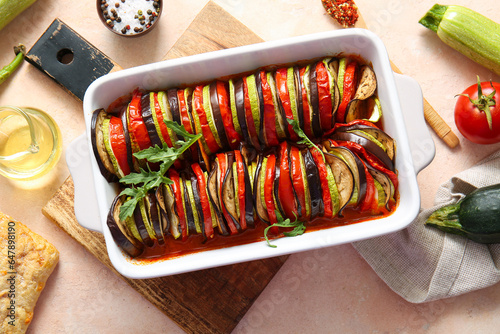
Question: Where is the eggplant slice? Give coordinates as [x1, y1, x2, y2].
[344, 65, 377, 122]
[302, 148, 324, 219]
[308, 62, 323, 138]
[331, 131, 394, 172]
[210, 82, 231, 150]
[334, 123, 396, 162]
[221, 153, 242, 231]
[133, 199, 155, 248]
[120, 106, 137, 173]
[367, 164, 395, 210]
[140, 93, 163, 147]
[91, 108, 118, 182]
[323, 152, 355, 215]
[207, 159, 230, 236]
[155, 185, 172, 238]
[146, 190, 166, 245]
[322, 140, 367, 208]
[107, 195, 144, 257]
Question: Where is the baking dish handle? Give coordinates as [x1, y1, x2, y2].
[66, 133, 104, 233]
[393, 72, 435, 174]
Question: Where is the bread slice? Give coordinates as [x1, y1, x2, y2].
[0, 212, 59, 333]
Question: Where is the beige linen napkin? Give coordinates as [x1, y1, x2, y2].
[353, 150, 500, 303]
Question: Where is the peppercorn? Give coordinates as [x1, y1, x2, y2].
[147, 9, 152, 15]
[134, 26, 140, 32]
[121, 27, 127, 34]
[115, 2, 119, 7]
[116, 17, 121, 23]
[138, 9, 143, 15]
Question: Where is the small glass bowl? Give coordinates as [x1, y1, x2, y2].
[97, 0, 162, 37]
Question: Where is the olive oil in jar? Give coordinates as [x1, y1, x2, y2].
[0, 106, 62, 180]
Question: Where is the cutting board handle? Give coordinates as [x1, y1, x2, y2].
[66, 133, 103, 233]
[393, 72, 435, 175]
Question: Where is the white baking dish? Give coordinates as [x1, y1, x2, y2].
[71, 29, 435, 279]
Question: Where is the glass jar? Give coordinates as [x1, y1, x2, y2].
[0, 106, 62, 180]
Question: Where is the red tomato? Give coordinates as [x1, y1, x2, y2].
[454, 78, 500, 145]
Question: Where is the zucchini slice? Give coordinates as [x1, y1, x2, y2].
[253, 154, 270, 224]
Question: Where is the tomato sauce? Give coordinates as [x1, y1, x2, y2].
[132, 196, 398, 264]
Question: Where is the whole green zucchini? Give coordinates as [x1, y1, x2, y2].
[419, 4, 500, 76]
[0, 0, 38, 32]
[425, 183, 500, 243]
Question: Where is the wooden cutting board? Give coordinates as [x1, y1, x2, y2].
[42, 2, 289, 334]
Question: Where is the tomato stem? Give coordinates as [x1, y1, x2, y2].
[457, 76, 496, 130]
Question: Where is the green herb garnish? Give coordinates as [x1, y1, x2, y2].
[264, 211, 307, 248]
[287, 118, 325, 160]
[118, 120, 201, 221]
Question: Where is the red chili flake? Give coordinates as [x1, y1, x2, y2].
[321, 0, 359, 27]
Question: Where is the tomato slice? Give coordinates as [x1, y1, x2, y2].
[336, 61, 358, 123]
[234, 150, 247, 230]
[276, 68, 298, 141]
[177, 89, 193, 134]
[359, 161, 378, 213]
[310, 147, 333, 218]
[168, 169, 188, 241]
[278, 142, 298, 219]
[177, 88, 199, 160]
[289, 145, 307, 221]
[217, 153, 239, 235]
[264, 154, 278, 225]
[128, 89, 152, 151]
[191, 163, 214, 239]
[217, 81, 242, 149]
[153, 93, 174, 148]
[192, 85, 220, 154]
[316, 61, 333, 132]
[108, 116, 131, 176]
[260, 71, 280, 147]
[243, 76, 261, 148]
[299, 67, 314, 138]
[153, 93, 183, 170]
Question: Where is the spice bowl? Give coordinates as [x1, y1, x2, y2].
[97, 0, 162, 37]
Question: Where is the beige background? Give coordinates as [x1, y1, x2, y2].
[1, 0, 500, 333]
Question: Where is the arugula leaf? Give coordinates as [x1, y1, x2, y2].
[117, 121, 201, 222]
[287, 118, 325, 161]
[264, 210, 307, 248]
